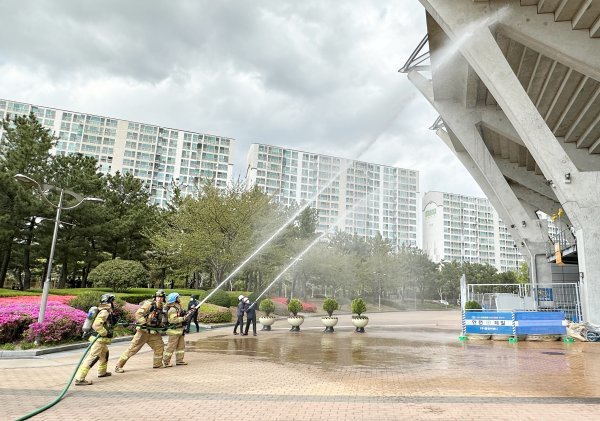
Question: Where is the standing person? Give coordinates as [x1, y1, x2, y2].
[243, 297, 257, 336]
[163, 292, 191, 367]
[75, 293, 116, 385]
[233, 295, 246, 335]
[186, 294, 200, 333]
[115, 290, 167, 373]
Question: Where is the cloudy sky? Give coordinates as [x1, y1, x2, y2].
[0, 0, 484, 199]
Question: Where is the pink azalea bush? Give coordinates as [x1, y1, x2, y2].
[122, 302, 140, 321]
[0, 298, 85, 344]
[270, 297, 316, 313]
[0, 311, 33, 343]
[301, 302, 317, 313]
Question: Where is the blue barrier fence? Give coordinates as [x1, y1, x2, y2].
[464, 311, 566, 336]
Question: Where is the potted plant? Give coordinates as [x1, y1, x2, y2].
[465, 300, 482, 310]
[351, 298, 368, 333]
[287, 298, 304, 332]
[258, 298, 276, 331]
[321, 298, 339, 333]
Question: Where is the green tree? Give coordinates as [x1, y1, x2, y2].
[0, 112, 55, 288]
[100, 171, 158, 261]
[41, 153, 106, 288]
[153, 181, 286, 290]
[516, 262, 529, 284]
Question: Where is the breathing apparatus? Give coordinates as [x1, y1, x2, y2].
[81, 294, 116, 338]
[81, 306, 99, 338]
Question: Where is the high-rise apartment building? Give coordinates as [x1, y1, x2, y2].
[0, 99, 235, 207]
[422, 191, 528, 272]
[247, 143, 418, 248]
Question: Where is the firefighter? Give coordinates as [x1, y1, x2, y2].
[233, 294, 246, 335]
[186, 294, 200, 333]
[74, 293, 116, 385]
[163, 292, 191, 367]
[243, 297, 257, 336]
[115, 289, 167, 372]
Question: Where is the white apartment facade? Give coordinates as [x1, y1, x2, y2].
[0, 99, 235, 207]
[247, 143, 418, 248]
[422, 191, 528, 272]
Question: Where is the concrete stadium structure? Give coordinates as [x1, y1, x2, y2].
[403, 1, 600, 323]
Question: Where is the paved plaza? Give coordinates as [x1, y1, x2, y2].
[2, 310, 600, 420]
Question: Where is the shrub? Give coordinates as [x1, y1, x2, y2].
[20, 341, 36, 349]
[68, 292, 134, 325]
[288, 298, 303, 316]
[0, 295, 82, 344]
[323, 298, 339, 317]
[88, 259, 147, 292]
[0, 312, 33, 344]
[302, 301, 317, 313]
[118, 293, 155, 305]
[351, 298, 367, 317]
[17, 302, 87, 344]
[272, 297, 288, 305]
[465, 300, 482, 310]
[259, 298, 275, 316]
[68, 291, 104, 312]
[272, 301, 288, 316]
[205, 289, 231, 308]
[197, 304, 232, 323]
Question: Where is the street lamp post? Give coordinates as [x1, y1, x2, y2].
[14, 174, 104, 330]
[373, 271, 386, 312]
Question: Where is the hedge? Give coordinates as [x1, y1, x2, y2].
[197, 304, 232, 323]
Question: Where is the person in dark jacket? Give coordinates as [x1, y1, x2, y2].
[243, 297, 257, 336]
[233, 295, 246, 335]
[186, 294, 200, 333]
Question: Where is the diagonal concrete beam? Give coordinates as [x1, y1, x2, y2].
[496, 8, 600, 81]
[494, 159, 557, 199]
[409, 69, 549, 246]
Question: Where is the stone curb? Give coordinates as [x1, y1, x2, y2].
[0, 335, 135, 358]
[0, 323, 230, 359]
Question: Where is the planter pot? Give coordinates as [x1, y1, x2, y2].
[259, 316, 276, 331]
[321, 316, 338, 333]
[287, 315, 304, 332]
[352, 316, 369, 333]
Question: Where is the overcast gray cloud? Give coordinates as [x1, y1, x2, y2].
[0, 0, 483, 202]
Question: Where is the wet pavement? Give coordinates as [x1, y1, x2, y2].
[2, 311, 600, 420]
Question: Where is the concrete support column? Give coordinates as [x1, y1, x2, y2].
[573, 220, 600, 324]
[438, 128, 552, 285]
[522, 240, 552, 289]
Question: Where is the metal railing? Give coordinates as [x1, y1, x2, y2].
[467, 282, 582, 322]
[398, 34, 429, 73]
[546, 227, 577, 258]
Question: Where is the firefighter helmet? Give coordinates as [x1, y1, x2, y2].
[100, 293, 115, 304]
[167, 292, 180, 304]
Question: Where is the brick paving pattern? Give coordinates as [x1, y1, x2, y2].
[2, 311, 600, 420]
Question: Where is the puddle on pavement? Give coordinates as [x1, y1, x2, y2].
[184, 327, 600, 381]
[186, 329, 479, 371]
